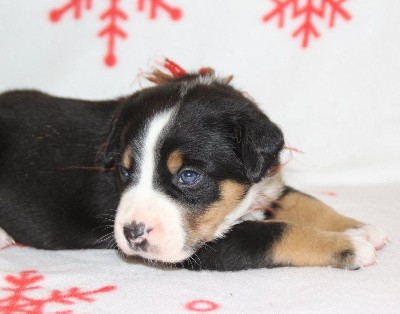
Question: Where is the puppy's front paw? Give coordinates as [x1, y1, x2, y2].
[345, 224, 389, 250]
[0, 227, 15, 249]
[347, 236, 377, 269]
[335, 235, 376, 270]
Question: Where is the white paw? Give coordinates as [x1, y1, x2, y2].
[0, 227, 15, 249]
[349, 236, 377, 269]
[345, 224, 389, 250]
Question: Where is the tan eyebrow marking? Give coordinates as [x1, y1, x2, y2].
[167, 150, 183, 174]
[122, 146, 132, 169]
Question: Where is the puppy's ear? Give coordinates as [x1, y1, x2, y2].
[238, 107, 284, 183]
[99, 114, 122, 168]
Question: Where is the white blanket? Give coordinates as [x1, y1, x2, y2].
[1, 185, 398, 313]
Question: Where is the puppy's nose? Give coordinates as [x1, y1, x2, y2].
[123, 221, 146, 240]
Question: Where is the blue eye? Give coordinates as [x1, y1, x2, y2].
[119, 165, 129, 177]
[178, 170, 200, 185]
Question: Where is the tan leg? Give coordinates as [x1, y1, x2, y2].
[183, 220, 377, 271]
[273, 188, 362, 231]
[268, 221, 376, 269]
[272, 187, 389, 250]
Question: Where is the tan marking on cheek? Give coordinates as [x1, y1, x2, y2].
[122, 146, 132, 169]
[167, 150, 183, 174]
[188, 180, 247, 243]
[271, 224, 354, 267]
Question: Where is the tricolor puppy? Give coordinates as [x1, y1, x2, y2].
[0, 68, 388, 270]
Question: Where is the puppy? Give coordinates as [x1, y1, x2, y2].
[0, 67, 388, 271]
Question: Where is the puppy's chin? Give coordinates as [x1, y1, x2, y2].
[117, 241, 193, 263]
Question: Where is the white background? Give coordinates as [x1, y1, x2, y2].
[1, 0, 399, 186]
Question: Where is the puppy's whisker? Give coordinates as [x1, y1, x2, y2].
[93, 232, 114, 246]
[94, 233, 114, 245]
[189, 257, 195, 270]
[100, 218, 115, 223]
[90, 224, 114, 233]
[107, 238, 117, 249]
[190, 253, 202, 269]
[202, 243, 216, 252]
[97, 212, 116, 218]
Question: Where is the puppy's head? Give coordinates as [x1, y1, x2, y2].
[104, 72, 284, 262]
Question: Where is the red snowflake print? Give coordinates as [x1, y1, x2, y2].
[137, 0, 182, 20]
[49, 0, 183, 67]
[262, 0, 351, 48]
[0, 270, 116, 313]
[185, 299, 220, 312]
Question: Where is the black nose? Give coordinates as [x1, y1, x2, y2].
[123, 221, 146, 240]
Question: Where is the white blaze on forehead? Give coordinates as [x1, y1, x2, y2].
[138, 109, 174, 189]
[114, 108, 190, 262]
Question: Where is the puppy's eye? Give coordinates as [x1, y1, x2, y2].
[178, 170, 200, 185]
[119, 165, 130, 177]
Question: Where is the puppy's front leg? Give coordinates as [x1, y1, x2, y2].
[183, 220, 376, 271]
[0, 227, 15, 249]
[273, 187, 389, 250]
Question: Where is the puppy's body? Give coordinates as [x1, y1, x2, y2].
[0, 91, 119, 249]
[0, 73, 388, 271]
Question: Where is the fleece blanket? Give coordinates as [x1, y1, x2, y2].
[1, 185, 399, 313]
[1, 0, 399, 313]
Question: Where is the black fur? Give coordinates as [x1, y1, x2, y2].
[0, 90, 119, 249]
[181, 221, 286, 271]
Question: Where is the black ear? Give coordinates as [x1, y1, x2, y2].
[100, 115, 121, 168]
[239, 108, 284, 183]
[99, 93, 140, 168]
